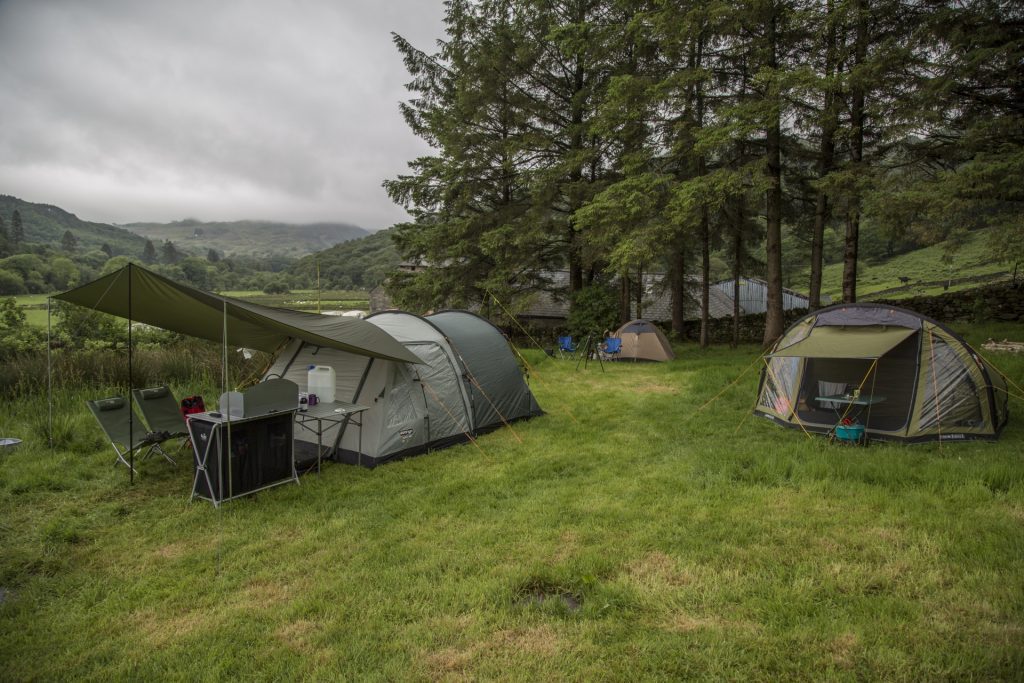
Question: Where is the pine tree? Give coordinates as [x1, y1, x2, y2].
[161, 240, 180, 264]
[142, 240, 157, 264]
[100, 243, 113, 257]
[61, 230, 78, 252]
[207, 248, 220, 263]
[10, 210, 24, 246]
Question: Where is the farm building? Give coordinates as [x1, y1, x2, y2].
[712, 277, 828, 314]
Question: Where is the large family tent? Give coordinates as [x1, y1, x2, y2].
[755, 303, 1009, 442]
[428, 310, 543, 431]
[50, 264, 423, 479]
[613, 319, 676, 362]
[263, 309, 542, 466]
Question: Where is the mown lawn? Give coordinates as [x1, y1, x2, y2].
[1, 324, 1022, 680]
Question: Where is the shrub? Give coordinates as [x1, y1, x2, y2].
[263, 280, 290, 295]
[567, 284, 619, 339]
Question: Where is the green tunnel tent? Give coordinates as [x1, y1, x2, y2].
[263, 309, 542, 466]
[754, 303, 1009, 442]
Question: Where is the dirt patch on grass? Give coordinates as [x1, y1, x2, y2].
[152, 542, 188, 560]
[551, 530, 580, 563]
[239, 577, 296, 610]
[130, 608, 209, 646]
[423, 625, 565, 678]
[275, 619, 321, 655]
[829, 632, 859, 668]
[662, 612, 761, 634]
[629, 382, 679, 395]
[1004, 504, 1024, 522]
[489, 625, 564, 656]
[627, 551, 695, 588]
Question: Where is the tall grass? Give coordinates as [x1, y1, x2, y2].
[0, 340, 269, 398]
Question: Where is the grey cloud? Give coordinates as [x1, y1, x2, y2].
[0, 0, 442, 229]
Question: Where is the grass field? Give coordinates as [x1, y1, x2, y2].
[219, 289, 370, 312]
[1, 321, 1022, 680]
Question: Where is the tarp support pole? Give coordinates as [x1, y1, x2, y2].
[47, 297, 52, 451]
[128, 263, 134, 485]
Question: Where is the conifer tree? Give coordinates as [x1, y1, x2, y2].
[161, 240, 181, 264]
[142, 240, 157, 264]
[10, 210, 24, 246]
[61, 230, 78, 252]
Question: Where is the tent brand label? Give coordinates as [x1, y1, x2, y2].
[399, 428, 415, 442]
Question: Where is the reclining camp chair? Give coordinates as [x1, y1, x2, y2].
[600, 337, 622, 360]
[557, 335, 577, 359]
[133, 386, 188, 438]
[87, 396, 177, 473]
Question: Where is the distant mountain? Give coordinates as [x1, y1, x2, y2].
[123, 219, 369, 258]
[0, 194, 149, 256]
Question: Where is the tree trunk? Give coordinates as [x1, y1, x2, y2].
[669, 243, 686, 340]
[635, 265, 643, 319]
[732, 197, 744, 348]
[809, 190, 829, 308]
[569, 229, 584, 293]
[619, 274, 631, 324]
[809, 0, 839, 310]
[762, 10, 785, 347]
[842, 0, 867, 304]
[700, 207, 710, 349]
[842, 212, 860, 302]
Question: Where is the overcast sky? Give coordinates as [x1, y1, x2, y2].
[0, 0, 445, 231]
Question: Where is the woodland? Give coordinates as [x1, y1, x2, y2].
[382, 0, 1023, 345]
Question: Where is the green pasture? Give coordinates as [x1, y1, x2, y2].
[219, 289, 370, 312]
[12, 290, 372, 329]
[0, 323, 1022, 680]
[817, 229, 1010, 301]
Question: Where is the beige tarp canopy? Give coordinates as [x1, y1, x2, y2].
[53, 264, 420, 365]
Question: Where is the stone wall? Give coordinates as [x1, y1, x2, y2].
[498, 282, 1024, 347]
[873, 282, 1023, 324]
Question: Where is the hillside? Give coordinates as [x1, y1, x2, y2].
[0, 194, 148, 256]
[816, 228, 1011, 301]
[289, 227, 400, 289]
[124, 219, 368, 258]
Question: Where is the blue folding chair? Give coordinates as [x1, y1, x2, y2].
[600, 337, 622, 360]
[557, 335, 577, 359]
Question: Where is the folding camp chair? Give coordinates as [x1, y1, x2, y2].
[86, 396, 177, 472]
[600, 337, 622, 360]
[133, 385, 190, 459]
[133, 386, 188, 437]
[557, 335, 577, 359]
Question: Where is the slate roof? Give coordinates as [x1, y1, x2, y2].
[519, 271, 735, 322]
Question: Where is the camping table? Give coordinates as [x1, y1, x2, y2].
[186, 409, 298, 507]
[815, 393, 887, 441]
[293, 400, 371, 472]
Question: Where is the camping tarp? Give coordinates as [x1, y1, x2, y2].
[53, 264, 420, 364]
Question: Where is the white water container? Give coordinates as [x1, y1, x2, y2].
[307, 365, 336, 404]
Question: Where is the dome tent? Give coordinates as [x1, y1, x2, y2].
[613, 319, 675, 362]
[754, 303, 1009, 442]
[263, 309, 542, 467]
